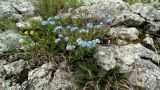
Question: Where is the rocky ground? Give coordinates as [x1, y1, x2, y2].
[0, 0, 160, 90]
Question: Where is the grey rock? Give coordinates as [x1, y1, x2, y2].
[117, 44, 160, 66]
[0, 79, 12, 90]
[50, 69, 78, 90]
[3, 59, 26, 75]
[27, 63, 55, 90]
[81, 0, 124, 5]
[110, 27, 140, 40]
[26, 63, 77, 90]
[0, 59, 26, 79]
[75, 1, 145, 26]
[143, 36, 154, 46]
[0, 78, 22, 90]
[149, 21, 160, 32]
[117, 39, 128, 45]
[131, 3, 160, 21]
[94, 45, 117, 71]
[94, 44, 160, 71]
[11, 0, 34, 15]
[0, 0, 35, 20]
[0, 59, 7, 66]
[130, 59, 160, 90]
[0, 30, 22, 53]
[150, 1, 160, 10]
[131, 3, 160, 33]
[94, 44, 160, 89]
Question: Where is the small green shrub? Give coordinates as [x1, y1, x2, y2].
[75, 59, 129, 90]
[18, 2, 130, 88]
[31, 0, 83, 18]
[20, 15, 111, 58]
[0, 18, 16, 29]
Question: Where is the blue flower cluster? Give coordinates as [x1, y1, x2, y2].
[66, 44, 75, 51]
[54, 35, 69, 43]
[41, 21, 48, 26]
[64, 37, 69, 42]
[40, 14, 113, 52]
[107, 15, 112, 23]
[70, 27, 78, 32]
[79, 29, 89, 33]
[96, 22, 104, 30]
[53, 26, 62, 32]
[76, 38, 101, 48]
[55, 38, 61, 43]
[87, 23, 94, 28]
[51, 21, 105, 51]
[41, 16, 60, 26]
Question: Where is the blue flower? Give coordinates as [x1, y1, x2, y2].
[81, 41, 87, 47]
[70, 27, 78, 32]
[79, 29, 89, 33]
[85, 41, 97, 48]
[49, 21, 55, 25]
[68, 8, 73, 13]
[95, 39, 101, 44]
[55, 38, 61, 43]
[64, 37, 69, 42]
[87, 23, 94, 28]
[55, 26, 62, 30]
[54, 16, 60, 20]
[76, 38, 82, 43]
[85, 42, 92, 48]
[100, 22, 104, 25]
[58, 34, 63, 38]
[52, 26, 62, 32]
[91, 42, 97, 47]
[66, 44, 75, 51]
[96, 25, 102, 30]
[47, 17, 54, 21]
[76, 38, 83, 46]
[87, 41, 93, 47]
[107, 15, 112, 23]
[76, 38, 99, 48]
[41, 21, 48, 26]
[53, 29, 58, 32]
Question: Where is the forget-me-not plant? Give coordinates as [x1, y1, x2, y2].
[41, 21, 48, 26]
[64, 37, 69, 42]
[53, 26, 62, 32]
[79, 29, 89, 33]
[87, 23, 94, 28]
[55, 38, 61, 43]
[70, 27, 78, 32]
[66, 44, 75, 51]
[54, 16, 60, 20]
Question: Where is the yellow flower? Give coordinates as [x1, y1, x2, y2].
[24, 31, 29, 35]
[30, 31, 34, 35]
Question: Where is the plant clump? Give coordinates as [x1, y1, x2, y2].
[18, 3, 129, 89]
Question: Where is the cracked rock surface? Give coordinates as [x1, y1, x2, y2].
[0, 0, 35, 20]
[94, 44, 160, 89]
[75, 0, 160, 33]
